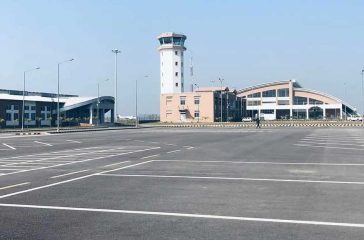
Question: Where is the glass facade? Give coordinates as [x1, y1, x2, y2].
[278, 88, 289, 97]
[309, 98, 323, 105]
[247, 92, 261, 98]
[262, 90, 276, 97]
[293, 97, 307, 105]
[159, 36, 186, 46]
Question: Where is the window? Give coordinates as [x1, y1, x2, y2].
[14, 113, 19, 120]
[247, 92, 261, 98]
[31, 113, 36, 121]
[175, 62, 178, 66]
[163, 37, 172, 44]
[261, 109, 274, 114]
[40, 106, 45, 111]
[31, 106, 36, 110]
[278, 100, 290, 105]
[194, 97, 200, 105]
[175, 83, 179, 87]
[24, 113, 29, 119]
[47, 113, 51, 119]
[175, 51, 178, 55]
[14, 105, 19, 110]
[247, 100, 261, 106]
[175, 72, 178, 77]
[6, 113, 11, 121]
[6, 105, 11, 110]
[194, 111, 200, 118]
[309, 98, 323, 105]
[278, 88, 289, 97]
[180, 97, 186, 105]
[294, 97, 307, 105]
[262, 90, 276, 97]
[24, 106, 29, 110]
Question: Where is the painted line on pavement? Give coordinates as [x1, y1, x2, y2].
[2, 143, 16, 150]
[141, 154, 160, 159]
[0, 182, 30, 191]
[34, 141, 53, 146]
[102, 161, 130, 168]
[153, 160, 364, 166]
[0, 147, 160, 177]
[99, 174, 364, 185]
[66, 140, 82, 144]
[166, 150, 181, 154]
[1, 203, 364, 228]
[294, 144, 364, 151]
[298, 140, 364, 147]
[0, 160, 154, 199]
[50, 169, 91, 179]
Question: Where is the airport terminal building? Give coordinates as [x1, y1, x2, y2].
[238, 80, 357, 120]
[0, 89, 114, 128]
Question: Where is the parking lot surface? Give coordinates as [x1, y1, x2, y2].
[0, 127, 364, 239]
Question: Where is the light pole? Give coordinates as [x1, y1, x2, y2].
[361, 69, 364, 125]
[344, 82, 347, 120]
[194, 83, 200, 123]
[57, 58, 74, 133]
[112, 49, 121, 124]
[97, 79, 109, 127]
[22, 67, 40, 131]
[135, 75, 148, 128]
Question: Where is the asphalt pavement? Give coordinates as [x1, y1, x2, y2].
[0, 127, 364, 239]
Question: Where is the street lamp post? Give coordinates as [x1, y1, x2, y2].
[112, 49, 121, 124]
[97, 79, 109, 127]
[194, 84, 200, 123]
[361, 69, 364, 125]
[344, 82, 347, 121]
[57, 58, 74, 133]
[22, 67, 40, 131]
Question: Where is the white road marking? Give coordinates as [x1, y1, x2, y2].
[166, 150, 181, 154]
[99, 174, 364, 185]
[0, 160, 154, 199]
[0, 147, 160, 177]
[0, 203, 364, 228]
[294, 144, 364, 151]
[186, 147, 194, 150]
[102, 161, 130, 168]
[298, 140, 364, 147]
[34, 141, 53, 146]
[50, 169, 91, 179]
[2, 143, 16, 150]
[0, 182, 30, 191]
[153, 160, 364, 166]
[66, 140, 82, 144]
[302, 138, 364, 143]
[141, 154, 160, 159]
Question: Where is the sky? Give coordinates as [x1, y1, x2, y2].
[1, 0, 364, 115]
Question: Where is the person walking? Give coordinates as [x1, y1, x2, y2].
[255, 116, 261, 128]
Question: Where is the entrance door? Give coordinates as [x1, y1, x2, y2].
[180, 112, 187, 122]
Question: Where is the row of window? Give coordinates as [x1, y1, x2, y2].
[6, 113, 51, 121]
[6, 105, 51, 111]
[179, 97, 200, 105]
[247, 88, 290, 98]
[247, 97, 325, 106]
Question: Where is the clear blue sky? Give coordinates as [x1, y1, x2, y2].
[1, 0, 364, 115]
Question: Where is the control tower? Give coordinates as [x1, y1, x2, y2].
[157, 32, 187, 94]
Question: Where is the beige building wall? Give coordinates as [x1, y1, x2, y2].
[160, 92, 215, 123]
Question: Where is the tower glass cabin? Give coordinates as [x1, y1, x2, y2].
[157, 32, 187, 94]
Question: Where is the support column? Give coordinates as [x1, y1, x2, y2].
[89, 106, 93, 125]
[340, 107, 343, 120]
[111, 109, 114, 123]
[323, 107, 326, 120]
[306, 108, 309, 120]
[289, 107, 293, 119]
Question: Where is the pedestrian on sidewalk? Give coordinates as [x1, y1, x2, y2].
[255, 116, 261, 128]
